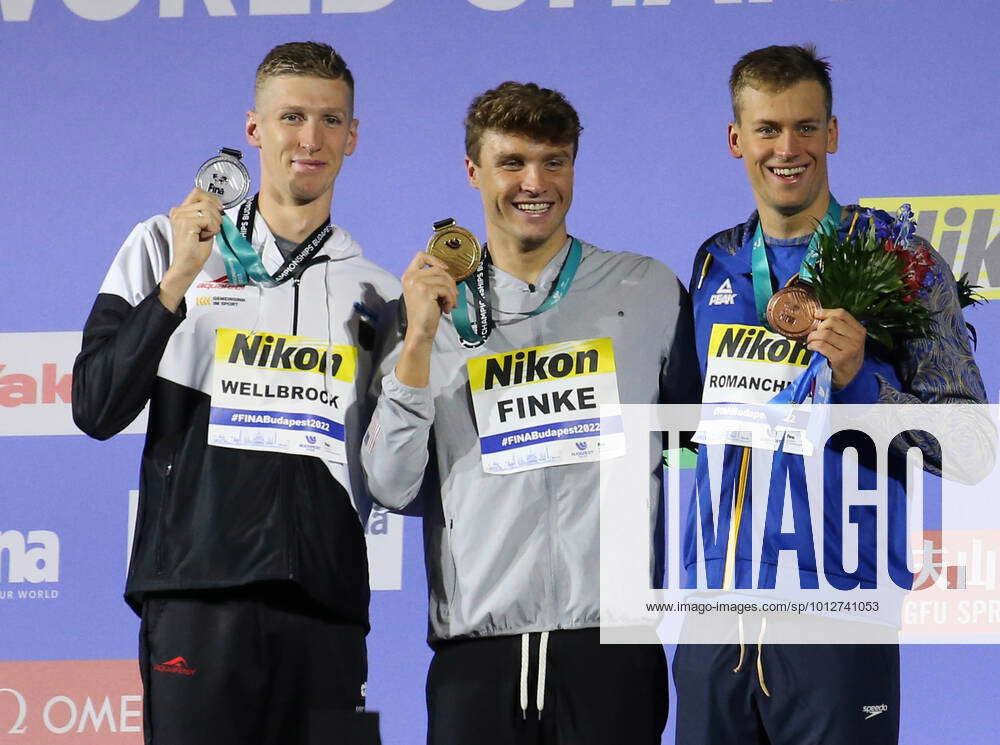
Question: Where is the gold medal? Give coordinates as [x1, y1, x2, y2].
[766, 278, 821, 342]
[427, 218, 482, 281]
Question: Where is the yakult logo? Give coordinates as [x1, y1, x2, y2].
[0, 332, 146, 436]
[0, 362, 71, 408]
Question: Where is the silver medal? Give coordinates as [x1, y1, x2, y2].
[195, 147, 250, 209]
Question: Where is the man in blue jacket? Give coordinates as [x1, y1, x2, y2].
[675, 44, 987, 745]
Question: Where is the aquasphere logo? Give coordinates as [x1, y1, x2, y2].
[860, 195, 1000, 299]
[0, 529, 60, 600]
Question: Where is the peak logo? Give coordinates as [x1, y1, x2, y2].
[709, 279, 737, 306]
[860, 195, 1000, 298]
[0, 332, 147, 436]
[0, 530, 59, 587]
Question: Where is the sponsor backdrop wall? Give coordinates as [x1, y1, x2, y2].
[2, 1, 998, 742]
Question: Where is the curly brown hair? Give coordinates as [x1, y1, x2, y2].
[464, 81, 582, 164]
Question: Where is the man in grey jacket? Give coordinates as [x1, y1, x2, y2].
[362, 82, 700, 745]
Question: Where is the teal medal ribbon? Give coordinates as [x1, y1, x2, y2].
[451, 237, 583, 348]
[753, 198, 843, 441]
[749, 196, 841, 331]
[215, 194, 333, 287]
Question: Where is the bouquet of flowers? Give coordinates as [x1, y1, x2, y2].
[804, 204, 939, 349]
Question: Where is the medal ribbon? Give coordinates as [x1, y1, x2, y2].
[749, 196, 842, 330]
[451, 238, 583, 348]
[215, 194, 334, 287]
[755, 198, 842, 442]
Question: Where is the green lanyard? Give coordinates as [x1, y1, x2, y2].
[215, 195, 333, 287]
[452, 238, 583, 347]
[750, 196, 841, 330]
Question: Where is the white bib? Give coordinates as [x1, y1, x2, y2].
[467, 337, 626, 475]
[208, 328, 357, 462]
[697, 323, 816, 454]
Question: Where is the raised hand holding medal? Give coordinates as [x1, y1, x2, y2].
[194, 148, 337, 288]
[766, 276, 821, 343]
[195, 147, 250, 209]
[426, 218, 482, 281]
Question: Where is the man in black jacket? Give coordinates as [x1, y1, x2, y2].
[73, 42, 398, 745]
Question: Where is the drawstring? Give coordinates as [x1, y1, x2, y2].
[732, 614, 771, 697]
[756, 617, 771, 697]
[536, 631, 549, 718]
[519, 633, 530, 719]
[732, 614, 746, 673]
[518, 631, 550, 720]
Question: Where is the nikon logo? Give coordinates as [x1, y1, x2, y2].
[227, 333, 342, 376]
[714, 326, 811, 366]
[484, 347, 599, 391]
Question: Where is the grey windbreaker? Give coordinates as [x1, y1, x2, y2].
[363, 238, 701, 642]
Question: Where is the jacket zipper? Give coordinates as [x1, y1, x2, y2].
[154, 461, 174, 574]
[292, 278, 301, 335]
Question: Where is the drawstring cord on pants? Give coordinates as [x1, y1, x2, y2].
[519, 631, 550, 719]
[732, 615, 770, 697]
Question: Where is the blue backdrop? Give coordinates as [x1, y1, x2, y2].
[2, 1, 998, 743]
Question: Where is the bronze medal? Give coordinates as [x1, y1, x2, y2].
[766, 281, 820, 342]
[427, 218, 482, 281]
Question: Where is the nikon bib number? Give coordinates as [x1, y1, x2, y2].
[208, 328, 356, 462]
[696, 322, 816, 454]
[467, 338, 625, 475]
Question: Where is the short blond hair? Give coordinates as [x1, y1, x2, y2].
[255, 41, 354, 108]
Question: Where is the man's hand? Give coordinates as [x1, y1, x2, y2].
[395, 251, 459, 388]
[807, 308, 866, 389]
[159, 189, 224, 312]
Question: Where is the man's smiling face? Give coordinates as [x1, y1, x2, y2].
[728, 79, 838, 224]
[466, 130, 574, 254]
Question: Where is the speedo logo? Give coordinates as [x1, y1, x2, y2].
[709, 324, 812, 367]
[708, 278, 737, 305]
[470, 338, 614, 391]
[862, 704, 888, 720]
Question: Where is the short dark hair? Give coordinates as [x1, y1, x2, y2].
[464, 81, 582, 164]
[729, 44, 832, 122]
[255, 41, 354, 108]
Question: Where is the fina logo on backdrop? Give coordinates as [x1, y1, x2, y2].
[1, 0, 774, 23]
[860, 195, 1000, 299]
[0, 530, 60, 601]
